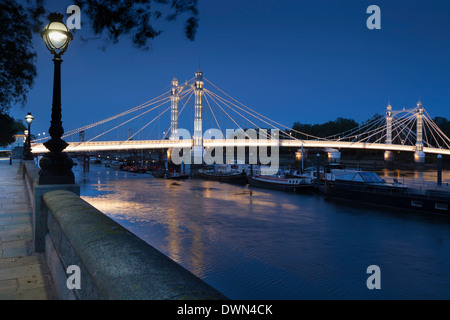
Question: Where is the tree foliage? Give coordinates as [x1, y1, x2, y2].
[0, 0, 199, 112]
[74, 0, 199, 49]
[0, 0, 39, 113]
[292, 117, 359, 138]
[0, 113, 26, 147]
[433, 117, 450, 138]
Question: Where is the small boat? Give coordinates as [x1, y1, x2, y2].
[128, 166, 147, 173]
[197, 171, 248, 184]
[152, 168, 167, 178]
[292, 162, 345, 188]
[129, 166, 139, 173]
[197, 164, 248, 184]
[164, 172, 189, 180]
[108, 160, 121, 169]
[247, 174, 313, 192]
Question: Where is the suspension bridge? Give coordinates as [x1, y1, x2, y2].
[31, 67, 450, 163]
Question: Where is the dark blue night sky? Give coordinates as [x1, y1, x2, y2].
[11, 0, 450, 138]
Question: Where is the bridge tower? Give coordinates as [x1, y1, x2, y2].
[192, 66, 204, 163]
[384, 103, 394, 162]
[414, 100, 425, 164]
[170, 76, 179, 140]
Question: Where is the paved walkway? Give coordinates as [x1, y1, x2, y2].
[0, 159, 56, 300]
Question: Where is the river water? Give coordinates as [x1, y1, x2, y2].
[75, 164, 450, 300]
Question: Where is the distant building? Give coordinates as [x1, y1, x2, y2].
[0, 132, 26, 154]
[11, 132, 26, 148]
[6, 132, 27, 158]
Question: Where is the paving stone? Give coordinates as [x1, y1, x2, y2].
[18, 272, 53, 291]
[0, 216, 31, 226]
[0, 205, 31, 213]
[0, 255, 44, 269]
[0, 161, 57, 299]
[0, 228, 32, 242]
[4, 225, 31, 233]
[0, 263, 44, 281]
[0, 212, 32, 219]
[0, 279, 18, 297]
[1, 240, 31, 258]
[15, 286, 57, 300]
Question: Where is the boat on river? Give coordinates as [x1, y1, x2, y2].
[288, 162, 345, 187]
[164, 172, 189, 180]
[323, 168, 450, 215]
[122, 165, 147, 173]
[247, 174, 314, 192]
[152, 168, 167, 178]
[197, 164, 248, 184]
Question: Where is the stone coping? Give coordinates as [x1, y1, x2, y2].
[43, 190, 227, 300]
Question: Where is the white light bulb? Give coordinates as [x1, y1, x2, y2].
[49, 31, 67, 48]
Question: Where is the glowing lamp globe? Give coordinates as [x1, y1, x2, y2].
[25, 112, 34, 125]
[41, 13, 73, 55]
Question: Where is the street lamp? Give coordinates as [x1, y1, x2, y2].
[38, 13, 75, 184]
[23, 113, 34, 160]
[41, 14, 73, 55]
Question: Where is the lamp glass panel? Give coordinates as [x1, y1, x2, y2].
[46, 22, 68, 49]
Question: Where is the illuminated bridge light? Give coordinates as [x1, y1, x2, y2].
[30, 140, 450, 155]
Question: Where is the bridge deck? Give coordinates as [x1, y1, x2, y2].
[30, 139, 450, 155]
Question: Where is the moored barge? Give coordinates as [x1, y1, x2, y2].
[247, 174, 314, 192]
[324, 169, 450, 215]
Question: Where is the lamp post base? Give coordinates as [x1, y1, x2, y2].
[23, 149, 34, 160]
[38, 152, 74, 185]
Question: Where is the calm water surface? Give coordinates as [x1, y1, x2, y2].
[75, 164, 450, 299]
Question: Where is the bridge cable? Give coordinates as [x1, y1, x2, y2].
[79, 97, 172, 144]
[205, 89, 286, 141]
[32, 90, 173, 143]
[204, 78, 325, 141]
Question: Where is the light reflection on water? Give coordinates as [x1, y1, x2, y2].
[76, 165, 450, 299]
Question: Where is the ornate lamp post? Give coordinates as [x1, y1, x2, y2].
[23, 113, 34, 160]
[39, 13, 74, 184]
